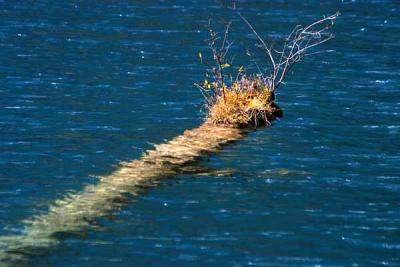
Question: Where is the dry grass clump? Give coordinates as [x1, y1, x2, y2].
[206, 77, 282, 127]
[196, 12, 338, 129]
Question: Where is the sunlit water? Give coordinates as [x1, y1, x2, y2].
[1, 0, 399, 266]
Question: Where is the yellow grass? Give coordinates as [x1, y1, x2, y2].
[207, 87, 280, 128]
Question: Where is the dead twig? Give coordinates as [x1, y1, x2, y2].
[239, 12, 339, 91]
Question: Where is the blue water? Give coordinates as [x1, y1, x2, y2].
[1, 0, 399, 266]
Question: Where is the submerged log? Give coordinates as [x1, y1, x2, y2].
[0, 123, 247, 264]
[0, 12, 338, 264]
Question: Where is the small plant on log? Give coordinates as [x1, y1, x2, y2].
[195, 12, 339, 128]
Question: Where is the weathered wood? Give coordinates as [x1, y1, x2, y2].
[0, 124, 246, 263]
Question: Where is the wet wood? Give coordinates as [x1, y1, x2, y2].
[0, 124, 246, 263]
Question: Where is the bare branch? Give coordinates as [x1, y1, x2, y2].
[196, 11, 338, 113]
[237, 12, 277, 79]
[234, 11, 339, 92]
[268, 12, 339, 91]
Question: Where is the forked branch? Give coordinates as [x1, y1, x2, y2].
[195, 11, 338, 128]
[239, 12, 339, 91]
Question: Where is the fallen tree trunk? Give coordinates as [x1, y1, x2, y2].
[0, 123, 246, 264]
[0, 12, 338, 264]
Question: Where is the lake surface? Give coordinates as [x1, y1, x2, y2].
[0, 0, 399, 266]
